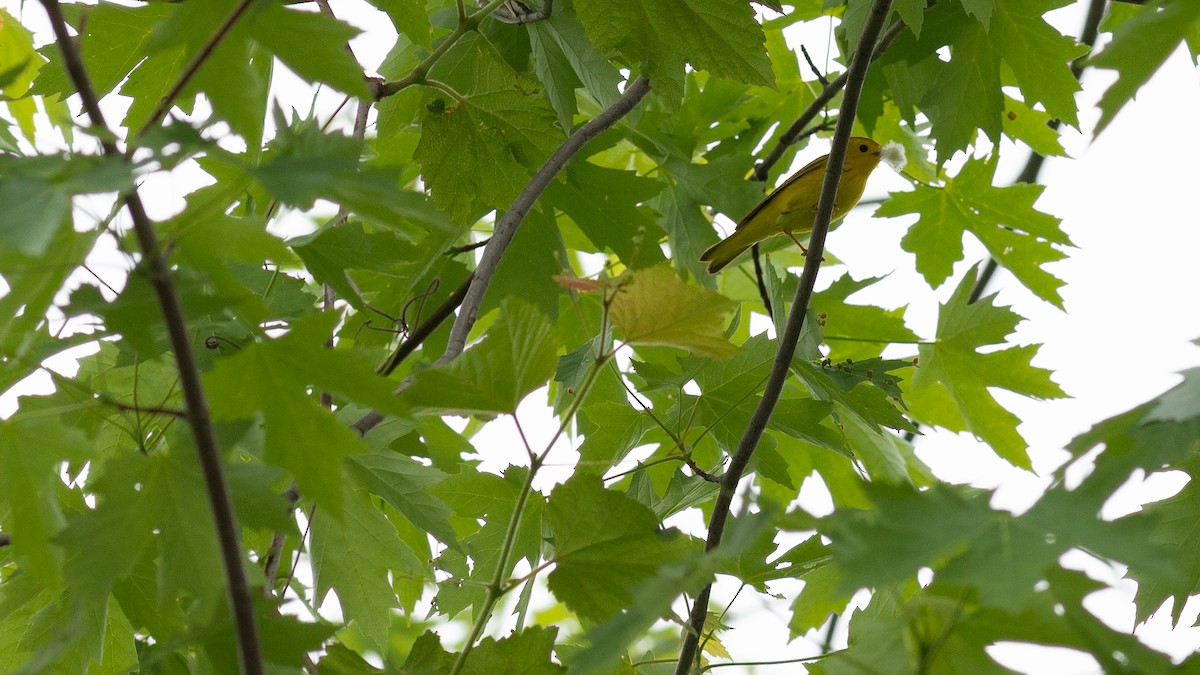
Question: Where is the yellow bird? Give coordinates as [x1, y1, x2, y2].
[701, 137, 899, 274]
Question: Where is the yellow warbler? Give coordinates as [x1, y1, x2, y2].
[701, 137, 899, 273]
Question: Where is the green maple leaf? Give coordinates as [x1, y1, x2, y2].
[310, 484, 425, 649]
[6, 6, 63, 139]
[29, 3, 169, 103]
[291, 222, 416, 309]
[398, 627, 565, 674]
[1130, 469, 1200, 626]
[609, 265, 739, 358]
[345, 450, 459, 548]
[56, 455, 155, 606]
[460, 626, 566, 674]
[363, 0, 431, 49]
[115, 0, 268, 142]
[791, 359, 916, 435]
[785, 546, 851, 637]
[544, 161, 666, 269]
[546, 476, 696, 622]
[822, 482, 1166, 613]
[90, 0, 365, 141]
[431, 467, 544, 619]
[988, 0, 1088, 128]
[248, 2, 369, 99]
[481, 208, 567, 320]
[657, 180, 719, 283]
[877, 156, 1070, 307]
[403, 299, 557, 417]
[0, 228, 96, 372]
[813, 274, 921, 361]
[0, 416, 85, 591]
[900, 1, 1084, 162]
[919, 17, 1003, 163]
[0, 154, 130, 257]
[1090, 0, 1200, 136]
[1002, 95, 1067, 157]
[656, 154, 765, 283]
[142, 451, 225, 604]
[204, 312, 409, 512]
[529, 21, 585, 131]
[891, 0, 928, 37]
[907, 268, 1064, 468]
[415, 35, 565, 221]
[643, 469, 722, 521]
[1147, 366, 1200, 423]
[574, 0, 773, 107]
[576, 402, 653, 475]
[567, 506, 769, 673]
[681, 333, 774, 448]
[256, 114, 451, 233]
[529, 2, 623, 123]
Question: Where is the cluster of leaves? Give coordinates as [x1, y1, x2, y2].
[0, 0, 1198, 673]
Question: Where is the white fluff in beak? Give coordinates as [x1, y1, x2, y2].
[880, 141, 906, 172]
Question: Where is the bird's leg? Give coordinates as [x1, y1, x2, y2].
[784, 231, 808, 256]
[785, 231, 825, 262]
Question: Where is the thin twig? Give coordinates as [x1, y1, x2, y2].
[449, 356, 608, 674]
[374, 0, 511, 99]
[447, 237, 492, 255]
[330, 99, 373, 228]
[800, 45, 829, 87]
[376, 273, 473, 376]
[132, 0, 255, 144]
[351, 77, 652, 437]
[263, 486, 301, 594]
[284, 504, 317, 599]
[749, 21, 892, 312]
[752, 18, 907, 183]
[751, 244, 773, 319]
[514, 416, 537, 462]
[684, 456, 720, 483]
[111, 401, 187, 418]
[442, 77, 652, 363]
[316, 0, 359, 63]
[698, 652, 843, 672]
[674, 1, 895, 671]
[38, 2, 263, 672]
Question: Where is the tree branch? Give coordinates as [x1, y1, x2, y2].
[674, 1, 895, 671]
[132, 0, 255, 143]
[376, 272, 474, 376]
[747, 15, 905, 312]
[351, 77, 652, 437]
[37, 2, 263, 673]
[443, 77, 652, 360]
[752, 17, 907, 183]
[373, 0, 512, 99]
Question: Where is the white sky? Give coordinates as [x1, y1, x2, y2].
[2, 1, 1199, 673]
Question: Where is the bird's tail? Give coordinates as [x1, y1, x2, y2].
[700, 230, 755, 273]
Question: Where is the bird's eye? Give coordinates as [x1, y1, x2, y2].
[859, 143, 868, 153]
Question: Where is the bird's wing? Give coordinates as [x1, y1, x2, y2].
[733, 154, 828, 232]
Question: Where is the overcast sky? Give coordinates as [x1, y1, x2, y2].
[2, 1, 1198, 672]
